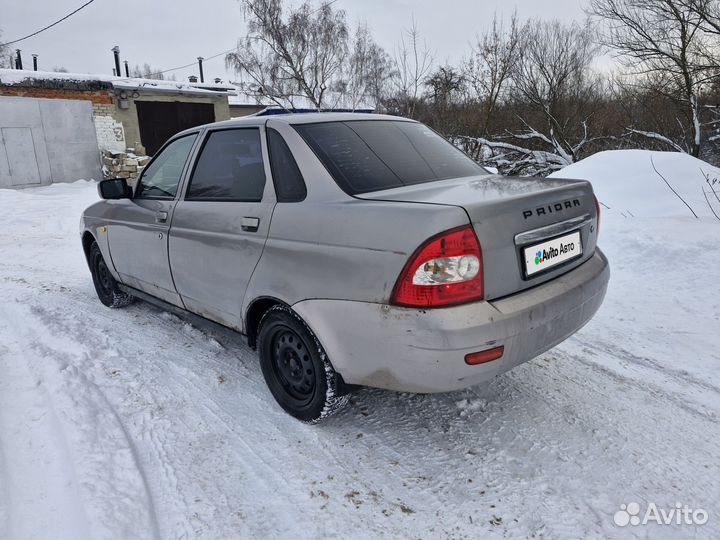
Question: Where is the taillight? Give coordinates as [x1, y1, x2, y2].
[391, 225, 484, 308]
[594, 194, 601, 239]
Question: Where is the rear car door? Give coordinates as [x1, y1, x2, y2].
[168, 126, 276, 328]
[106, 132, 198, 306]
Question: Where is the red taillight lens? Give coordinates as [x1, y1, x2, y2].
[391, 225, 484, 308]
[594, 194, 601, 239]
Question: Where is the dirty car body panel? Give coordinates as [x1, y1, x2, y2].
[81, 112, 609, 397]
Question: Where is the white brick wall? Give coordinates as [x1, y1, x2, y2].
[92, 110, 126, 153]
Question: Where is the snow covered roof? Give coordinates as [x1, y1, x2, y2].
[0, 69, 232, 97]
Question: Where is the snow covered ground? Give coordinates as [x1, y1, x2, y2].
[0, 150, 718, 539]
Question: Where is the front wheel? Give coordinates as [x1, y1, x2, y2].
[89, 241, 134, 308]
[257, 305, 349, 422]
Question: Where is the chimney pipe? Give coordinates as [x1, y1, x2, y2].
[124, 60, 130, 77]
[197, 57, 204, 83]
[112, 46, 121, 77]
[15, 49, 23, 70]
[32, 54, 38, 71]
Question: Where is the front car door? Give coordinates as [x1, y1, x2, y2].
[106, 132, 199, 306]
[168, 125, 276, 329]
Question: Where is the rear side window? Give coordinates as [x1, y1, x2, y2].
[294, 120, 485, 195]
[186, 128, 266, 201]
[267, 128, 307, 202]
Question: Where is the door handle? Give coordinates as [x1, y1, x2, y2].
[155, 211, 168, 223]
[241, 216, 260, 232]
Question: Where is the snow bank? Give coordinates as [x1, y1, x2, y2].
[549, 149, 720, 220]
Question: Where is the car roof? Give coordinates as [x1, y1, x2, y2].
[172, 112, 416, 139]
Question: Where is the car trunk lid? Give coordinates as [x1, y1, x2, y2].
[357, 174, 599, 300]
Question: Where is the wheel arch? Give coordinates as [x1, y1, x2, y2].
[81, 231, 97, 268]
[244, 296, 290, 348]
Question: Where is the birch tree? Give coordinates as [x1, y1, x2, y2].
[226, 0, 349, 109]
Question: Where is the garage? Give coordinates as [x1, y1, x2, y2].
[0, 95, 101, 188]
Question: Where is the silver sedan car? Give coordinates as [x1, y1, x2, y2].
[80, 113, 609, 422]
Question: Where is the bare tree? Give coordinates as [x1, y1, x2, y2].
[0, 31, 11, 68]
[589, 0, 714, 157]
[466, 19, 603, 175]
[425, 66, 464, 106]
[391, 17, 434, 116]
[464, 13, 520, 135]
[226, 0, 349, 110]
[130, 63, 172, 80]
[340, 23, 395, 110]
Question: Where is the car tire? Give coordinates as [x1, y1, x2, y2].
[89, 241, 134, 308]
[257, 304, 349, 422]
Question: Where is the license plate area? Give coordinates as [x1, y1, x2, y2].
[521, 230, 583, 279]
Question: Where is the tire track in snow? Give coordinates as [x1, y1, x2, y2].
[0, 336, 90, 539]
[25, 295, 312, 537]
[1, 299, 160, 539]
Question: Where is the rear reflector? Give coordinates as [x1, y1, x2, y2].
[464, 346, 504, 365]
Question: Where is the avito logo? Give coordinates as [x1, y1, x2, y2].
[535, 241, 576, 266]
[535, 247, 559, 265]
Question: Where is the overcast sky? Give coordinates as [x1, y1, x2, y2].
[0, 0, 589, 82]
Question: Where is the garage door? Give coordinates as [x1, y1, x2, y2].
[136, 101, 215, 156]
[0, 96, 101, 189]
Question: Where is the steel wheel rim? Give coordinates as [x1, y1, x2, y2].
[94, 252, 113, 297]
[270, 327, 316, 405]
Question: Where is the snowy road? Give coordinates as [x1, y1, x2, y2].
[1, 173, 719, 539]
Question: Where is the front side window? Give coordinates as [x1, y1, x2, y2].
[135, 134, 197, 199]
[186, 128, 266, 201]
[294, 120, 486, 195]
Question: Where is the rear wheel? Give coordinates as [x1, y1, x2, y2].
[89, 242, 134, 308]
[257, 305, 349, 422]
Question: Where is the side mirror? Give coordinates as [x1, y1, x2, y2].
[98, 178, 132, 199]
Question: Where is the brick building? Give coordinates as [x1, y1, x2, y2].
[0, 69, 233, 188]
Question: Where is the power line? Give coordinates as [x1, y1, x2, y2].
[0, 0, 98, 47]
[154, 48, 237, 76]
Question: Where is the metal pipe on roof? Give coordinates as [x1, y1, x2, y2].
[32, 54, 38, 71]
[112, 46, 121, 77]
[124, 60, 130, 77]
[197, 57, 204, 83]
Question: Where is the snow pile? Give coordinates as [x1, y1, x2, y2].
[550, 149, 720, 220]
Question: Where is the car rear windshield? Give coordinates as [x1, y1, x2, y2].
[294, 120, 486, 195]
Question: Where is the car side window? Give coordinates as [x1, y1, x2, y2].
[135, 134, 197, 199]
[267, 128, 307, 202]
[186, 128, 266, 201]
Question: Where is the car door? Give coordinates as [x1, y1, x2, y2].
[168, 126, 276, 328]
[106, 132, 199, 306]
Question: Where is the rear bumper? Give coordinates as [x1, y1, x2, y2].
[293, 248, 610, 393]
